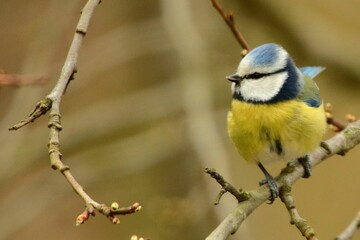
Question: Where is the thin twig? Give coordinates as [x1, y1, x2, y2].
[325, 103, 347, 132]
[0, 73, 47, 86]
[9, 0, 141, 225]
[76, 202, 141, 225]
[211, 0, 250, 55]
[280, 185, 318, 240]
[205, 168, 249, 204]
[206, 120, 360, 240]
[324, 103, 357, 133]
[9, 98, 52, 130]
[335, 211, 360, 240]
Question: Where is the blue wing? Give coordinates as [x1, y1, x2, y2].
[298, 66, 325, 108]
[304, 98, 321, 108]
[299, 66, 325, 78]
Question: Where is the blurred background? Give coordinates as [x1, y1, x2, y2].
[0, 0, 360, 239]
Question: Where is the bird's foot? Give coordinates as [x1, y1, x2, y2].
[257, 162, 279, 204]
[298, 155, 311, 178]
[259, 176, 279, 204]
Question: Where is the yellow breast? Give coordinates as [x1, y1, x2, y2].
[227, 100, 326, 164]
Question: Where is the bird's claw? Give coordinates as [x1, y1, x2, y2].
[259, 175, 279, 204]
[298, 155, 312, 178]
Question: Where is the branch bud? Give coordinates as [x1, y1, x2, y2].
[111, 202, 119, 211]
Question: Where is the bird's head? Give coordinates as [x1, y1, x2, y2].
[227, 43, 301, 104]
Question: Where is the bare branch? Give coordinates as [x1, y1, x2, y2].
[280, 186, 318, 240]
[9, 98, 52, 130]
[211, 0, 250, 55]
[76, 202, 141, 226]
[335, 211, 360, 240]
[325, 103, 347, 132]
[324, 103, 357, 133]
[205, 168, 249, 204]
[9, 0, 141, 224]
[206, 120, 360, 240]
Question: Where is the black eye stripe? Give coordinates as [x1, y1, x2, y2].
[244, 72, 264, 79]
[243, 68, 286, 80]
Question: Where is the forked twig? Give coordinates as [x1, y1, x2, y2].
[325, 103, 357, 132]
[9, 0, 141, 225]
[280, 186, 318, 240]
[205, 168, 249, 204]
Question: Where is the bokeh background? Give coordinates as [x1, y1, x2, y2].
[1, 1, 360, 239]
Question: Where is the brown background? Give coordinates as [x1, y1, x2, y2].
[1, 1, 360, 239]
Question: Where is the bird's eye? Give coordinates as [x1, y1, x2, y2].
[249, 72, 263, 79]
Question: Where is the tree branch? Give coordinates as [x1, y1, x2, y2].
[8, 98, 52, 130]
[280, 185, 318, 240]
[9, 0, 141, 225]
[206, 120, 360, 240]
[205, 168, 249, 204]
[210, 0, 250, 55]
[325, 103, 346, 132]
[325, 102, 357, 133]
[335, 210, 360, 240]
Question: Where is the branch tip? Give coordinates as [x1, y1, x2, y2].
[241, 49, 248, 57]
[205, 168, 249, 203]
[76, 209, 91, 226]
[111, 202, 120, 211]
[131, 235, 150, 240]
[76, 202, 141, 226]
[325, 102, 356, 132]
[280, 186, 317, 240]
[108, 215, 120, 224]
[111, 202, 142, 215]
[335, 210, 360, 240]
[210, 0, 250, 52]
[9, 97, 52, 131]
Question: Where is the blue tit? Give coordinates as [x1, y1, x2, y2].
[226, 43, 326, 202]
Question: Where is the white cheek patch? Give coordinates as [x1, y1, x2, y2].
[231, 82, 241, 95]
[240, 72, 288, 102]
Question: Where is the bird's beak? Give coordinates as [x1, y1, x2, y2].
[226, 73, 242, 83]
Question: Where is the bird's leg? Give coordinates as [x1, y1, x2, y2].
[257, 162, 279, 204]
[297, 155, 311, 178]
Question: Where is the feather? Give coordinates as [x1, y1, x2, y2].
[297, 72, 324, 108]
[299, 66, 325, 78]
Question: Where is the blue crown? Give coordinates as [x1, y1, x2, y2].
[245, 43, 283, 68]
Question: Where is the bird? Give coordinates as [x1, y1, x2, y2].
[226, 43, 326, 202]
